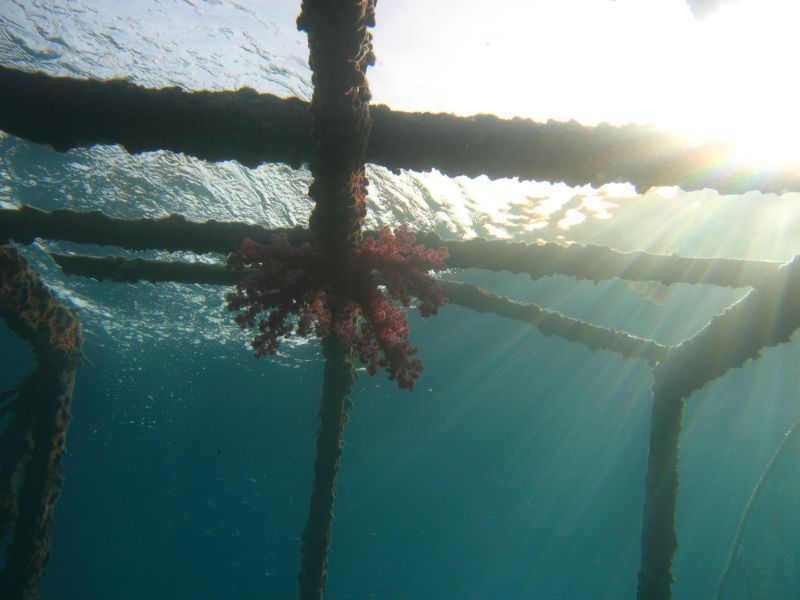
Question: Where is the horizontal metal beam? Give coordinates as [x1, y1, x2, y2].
[3, 66, 798, 194]
[2, 205, 783, 288]
[51, 252, 667, 364]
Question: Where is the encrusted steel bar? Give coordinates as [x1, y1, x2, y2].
[0, 246, 84, 600]
[300, 335, 354, 600]
[52, 253, 243, 285]
[0, 65, 311, 168]
[637, 389, 684, 600]
[368, 107, 800, 195]
[50, 253, 667, 363]
[1, 206, 784, 289]
[637, 254, 800, 600]
[3, 65, 800, 194]
[299, 1, 376, 255]
[0, 205, 313, 254]
[652, 256, 800, 400]
[296, 1, 376, 599]
[440, 280, 668, 364]
[416, 232, 783, 290]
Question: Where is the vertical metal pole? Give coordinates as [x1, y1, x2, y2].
[637, 387, 684, 600]
[295, 2, 376, 597]
[299, 335, 355, 600]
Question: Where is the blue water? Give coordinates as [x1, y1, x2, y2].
[2, 1, 800, 599]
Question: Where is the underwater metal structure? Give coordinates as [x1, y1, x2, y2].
[1, 2, 800, 599]
[0, 247, 84, 600]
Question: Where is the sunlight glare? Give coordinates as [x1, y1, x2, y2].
[371, 0, 800, 166]
[686, 1, 800, 165]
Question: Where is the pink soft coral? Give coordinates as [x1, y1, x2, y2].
[227, 226, 448, 390]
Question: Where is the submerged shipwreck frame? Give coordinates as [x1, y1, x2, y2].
[1, 2, 799, 599]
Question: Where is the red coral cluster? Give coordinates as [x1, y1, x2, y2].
[227, 226, 448, 389]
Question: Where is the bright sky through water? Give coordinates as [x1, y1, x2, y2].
[370, 0, 800, 164]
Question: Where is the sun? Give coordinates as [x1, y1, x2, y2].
[370, 0, 800, 168]
[588, 0, 800, 167]
[672, 0, 800, 166]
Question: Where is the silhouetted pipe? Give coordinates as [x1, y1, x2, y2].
[3, 65, 800, 194]
[52, 253, 243, 285]
[50, 253, 668, 364]
[299, 0, 375, 255]
[637, 255, 800, 600]
[295, 1, 376, 598]
[299, 335, 354, 600]
[440, 280, 668, 364]
[637, 390, 683, 600]
[0, 206, 785, 289]
[0, 246, 83, 600]
[0, 205, 313, 253]
[0, 65, 311, 168]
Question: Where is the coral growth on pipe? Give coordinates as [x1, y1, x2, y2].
[1, 205, 783, 290]
[294, 3, 380, 597]
[227, 225, 448, 390]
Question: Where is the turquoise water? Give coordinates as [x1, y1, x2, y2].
[2, 2, 800, 599]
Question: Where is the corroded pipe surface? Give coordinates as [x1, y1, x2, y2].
[3, 66, 799, 194]
[1, 206, 784, 289]
[295, 1, 375, 598]
[0, 246, 83, 600]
